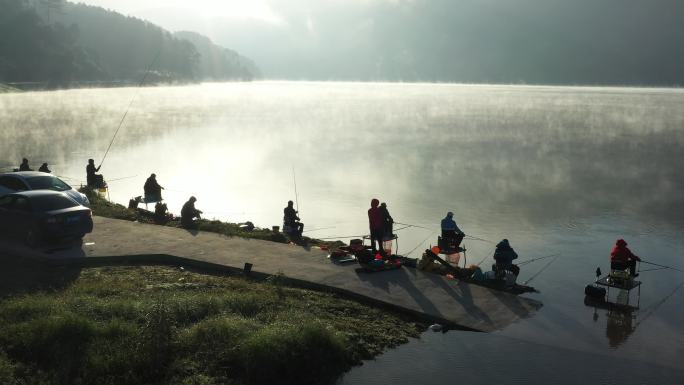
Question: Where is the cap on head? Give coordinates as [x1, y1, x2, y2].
[151, 173, 156, 178]
[88, 159, 94, 163]
[190, 196, 197, 202]
[371, 198, 379, 207]
[288, 200, 293, 206]
[447, 211, 454, 217]
[616, 239, 627, 247]
[380, 202, 387, 208]
[22, 158, 27, 162]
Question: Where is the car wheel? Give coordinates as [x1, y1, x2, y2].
[25, 227, 42, 248]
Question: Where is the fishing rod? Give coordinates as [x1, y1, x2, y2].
[394, 221, 432, 231]
[517, 253, 561, 267]
[106, 175, 138, 183]
[465, 235, 495, 244]
[292, 166, 300, 214]
[640, 260, 684, 273]
[393, 225, 413, 232]
[404, 230, 437, 257]
[302, 226, 336, 233]
[636, 279, 684, 327]
[99, 49, 162, 169]
[523, 254, 560, 285]
[317, 235, 368, 240]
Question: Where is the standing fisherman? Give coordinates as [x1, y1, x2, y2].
[441, 211, 465, 248]
[368, 199, 385, 257]
[379, 202, 394, 239]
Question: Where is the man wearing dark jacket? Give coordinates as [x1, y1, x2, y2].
[19, 158, 32, 171]
[368, 198, 385, 256]
[86, 159, 105, 188]
[283, 200, 304, 236]
[493, 239, 520, 276]
[379, 202, 394, 239]
[144, 173, 164, 202]
[181, 196, 202, 228]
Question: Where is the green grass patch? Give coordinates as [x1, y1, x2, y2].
[0, 265, 424, 385]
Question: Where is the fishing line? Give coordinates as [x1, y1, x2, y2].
[99, 49, 162, 169]
[641, 260, 684, 273]
[523, 254, 560, 285]
[317, 235, 368, 240]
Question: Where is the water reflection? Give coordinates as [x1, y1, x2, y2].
[2, 82, 684, 382]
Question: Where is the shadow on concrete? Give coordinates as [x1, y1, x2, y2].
[355, 267, 444, 318]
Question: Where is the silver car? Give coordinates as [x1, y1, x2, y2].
[0, 171, 90, 207]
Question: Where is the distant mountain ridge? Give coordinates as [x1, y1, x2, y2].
[0, 0, 260, 87]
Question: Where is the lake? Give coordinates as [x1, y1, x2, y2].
[1, 81, 684, 383]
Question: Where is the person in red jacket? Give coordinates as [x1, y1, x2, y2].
[610, 239, 641, 277]
[368, 198, 385, 257]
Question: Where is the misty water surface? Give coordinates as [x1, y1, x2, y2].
[1, 82, 683, 383]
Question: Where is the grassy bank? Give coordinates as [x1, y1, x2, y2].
[0, 263, 424, 385]
[82, 189, 341, 249]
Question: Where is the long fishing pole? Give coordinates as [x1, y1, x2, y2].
[99, 50, 162, 169]
[302, 226, 336, 233]
[292, 166, 300, 214]
[523, 254, 560, 285]
[636, 279, 684, 327]
[394, 221, 432, 231]
[106, 175, 138, 183]
[404, 230, 437, 257]
[641, 260, 684, 273]
[517, 253, 561, 267]
[465, 234, 495, 244]
[317, 234, 368, 240]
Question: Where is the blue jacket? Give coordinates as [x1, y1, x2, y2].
[441, 216, 462, 233]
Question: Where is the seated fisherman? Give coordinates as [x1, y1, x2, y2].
[86, 159, 105, 188]
[493, 239, 520, 276]
[610, 239, 641, 277]
[144, 173, 164, 202]
[440, 211, 465, 248]
[181, 196, 202, 228]
[283, 200, 304, 237]
[19, 158, 32, 171]
[38, 163, 51, 173]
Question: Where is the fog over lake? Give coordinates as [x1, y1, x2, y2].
[2, 81, 683, 383]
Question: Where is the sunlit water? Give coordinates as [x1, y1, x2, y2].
[2, 82, 684, 383]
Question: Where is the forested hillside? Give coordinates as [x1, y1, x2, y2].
[0, 0, 260, 88]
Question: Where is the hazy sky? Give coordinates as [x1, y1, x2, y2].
[76, 0, 684, 84]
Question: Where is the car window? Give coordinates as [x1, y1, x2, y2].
[0, 176, 27, 191]
[32, 194, 78, 211]
[0, 195, 13, 208]
[26, 176, 71, 192]
[13, 197, 31, 212]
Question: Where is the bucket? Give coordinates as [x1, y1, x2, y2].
[382, 240, 393, 256]
[446, 253, 461, 265]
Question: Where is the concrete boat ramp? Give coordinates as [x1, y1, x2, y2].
[3, 216, 542, 332]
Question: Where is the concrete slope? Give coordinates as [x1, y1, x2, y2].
[1, 216, 542, 332]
